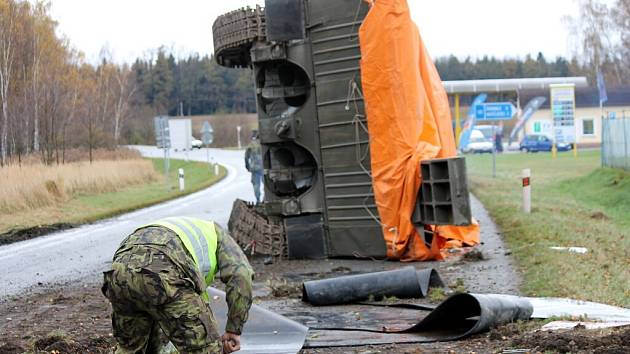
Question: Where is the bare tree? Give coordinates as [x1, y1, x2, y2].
[113, 65, 137, 146]
[0, 0, 17, 165]
[567, 0, 627, 84]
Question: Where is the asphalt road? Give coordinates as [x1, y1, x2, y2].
[0, 146, 254, 301]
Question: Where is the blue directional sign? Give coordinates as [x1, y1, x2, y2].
[475, 102, 517, 121]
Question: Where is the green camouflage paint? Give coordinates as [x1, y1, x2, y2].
[102, 225, 253, 353]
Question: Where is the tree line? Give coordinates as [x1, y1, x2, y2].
[0, 0, 255, 166]
[435, 54, 585, 82]
[0, 0, 138, 166]
[0, 0, 626, 166]
[130, 50, 255, 117]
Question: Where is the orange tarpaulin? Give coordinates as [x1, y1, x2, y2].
[359, 0, 479, 261]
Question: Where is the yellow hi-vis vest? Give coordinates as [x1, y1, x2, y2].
[145, 217, 219, 285]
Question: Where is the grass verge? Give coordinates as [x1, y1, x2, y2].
[467, 150, 630, 307]
[0, 158, 226, 238]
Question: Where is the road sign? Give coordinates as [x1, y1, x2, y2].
[154, 116, 171, 191]
[201, 121, 214, 145]
[475, 102, 517, 121]
[154, 116, 171, 149]
[550, 84, 576, 144]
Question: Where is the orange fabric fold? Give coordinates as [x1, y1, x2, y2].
[359, 0, 479, 261]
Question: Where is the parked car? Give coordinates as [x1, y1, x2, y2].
[191, 138, 203, 149]
[463, 130, 494, 154]
[519, 134, 571, 153]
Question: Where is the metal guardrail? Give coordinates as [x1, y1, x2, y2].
[602, 116, 630, 171]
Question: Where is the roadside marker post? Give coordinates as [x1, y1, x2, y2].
[522, 169, 531, 214]
[179, 168, 185, 191]
[215, 164, 220, 177]
[237, 126, 242, 149]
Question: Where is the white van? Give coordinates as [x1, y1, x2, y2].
[463, 129, 493, 154]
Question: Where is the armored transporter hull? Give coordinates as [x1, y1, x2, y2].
[216, 0, 473, 259]
[215, 0, 385, 259]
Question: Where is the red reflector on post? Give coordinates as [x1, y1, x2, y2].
[522, 177, 530, 187]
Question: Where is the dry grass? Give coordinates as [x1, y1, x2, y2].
[0, 159, 158, 213]
[13, 148, 143, 165]
[188, 114, 258, 148]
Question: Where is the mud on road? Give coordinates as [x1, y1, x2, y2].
[0, 223, 76, 247]
[1, 255, 629, 353]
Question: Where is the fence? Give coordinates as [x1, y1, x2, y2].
[602, 116, 630, 171]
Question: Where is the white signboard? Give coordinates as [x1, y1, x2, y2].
[168, 119, 192, 151]
[532, 120, 553, 137]
[550, 84, 576, 144]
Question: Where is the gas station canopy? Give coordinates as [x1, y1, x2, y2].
[443, 77, 589, 94]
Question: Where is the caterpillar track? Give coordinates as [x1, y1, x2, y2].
[212, 5, 266, 68]
[228, 199, 286, 258]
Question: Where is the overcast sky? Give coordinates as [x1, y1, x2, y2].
[49, 0, 589, 64]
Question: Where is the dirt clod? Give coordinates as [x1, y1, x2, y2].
[591, 211, 610, 220]
[0, 223, 75, 246]
[268, 279, 302, 298]
[510, 326, 630, 353]
[462, 249, 485, 262]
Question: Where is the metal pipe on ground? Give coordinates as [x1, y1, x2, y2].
[302, 266, 444, 306]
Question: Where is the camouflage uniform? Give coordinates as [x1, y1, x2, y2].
[101, 224, 254, 354]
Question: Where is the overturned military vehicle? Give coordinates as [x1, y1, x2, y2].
[215, 0, 476, 260]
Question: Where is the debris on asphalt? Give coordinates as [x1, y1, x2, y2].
[305, 293, 533, 347]
[549, 246, 588, 254]
[462, 248, 485, 261]
[268, 279, 302, 298]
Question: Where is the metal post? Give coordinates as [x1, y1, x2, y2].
[455, 94, 461, 148]
[601, 117, 606, 168]
[623, 115, 629, 171]
[164, 148, 170, 191]
[573, 120, 578, 158]
[166, 149, 170, 173]
[492, 123, 497, 178]
[206, 147, 211, 171]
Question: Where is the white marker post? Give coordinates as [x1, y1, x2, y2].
[522, 169, 531, 214]
[214, 164, 220, 177]
[178, 168, 185, 192]
[237, 126, 242, 149]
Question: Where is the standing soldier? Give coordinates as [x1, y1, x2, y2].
[101, 217, 254, 354]
[245, 130, 264, 204]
